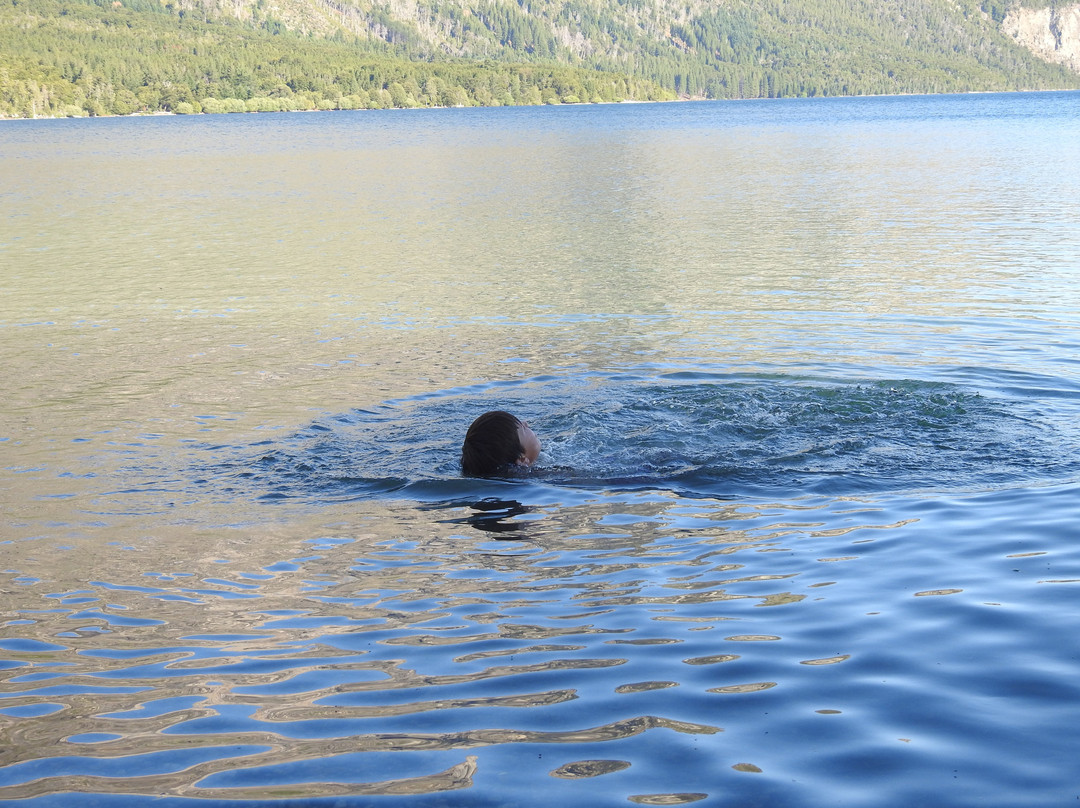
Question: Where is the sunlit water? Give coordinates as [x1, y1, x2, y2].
[2, 93, 1080, 807]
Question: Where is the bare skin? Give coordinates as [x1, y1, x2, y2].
[516, 421, 541, 467]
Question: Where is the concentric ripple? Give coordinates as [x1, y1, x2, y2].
[177, 370, 1080, 510]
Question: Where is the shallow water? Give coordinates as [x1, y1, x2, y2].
[2, 93, 1080, 806]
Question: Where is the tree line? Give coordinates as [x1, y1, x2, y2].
[0, 0, 670, 117]
[1, 0, 1077, 118]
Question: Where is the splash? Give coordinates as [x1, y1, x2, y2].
[203, 371, 1071, 504]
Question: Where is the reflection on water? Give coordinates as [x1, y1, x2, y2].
[3, 93, 1080, 806]
[453, 499, 535, 534]
[3, 485, 1080, 804]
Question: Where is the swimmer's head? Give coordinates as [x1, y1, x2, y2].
[461, 411, 541, 477]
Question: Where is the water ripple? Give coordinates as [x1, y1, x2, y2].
[3, 483, 1078, 804]
[124, 370, 1080, 519]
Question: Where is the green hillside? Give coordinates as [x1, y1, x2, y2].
[1, 0, 1077, 117]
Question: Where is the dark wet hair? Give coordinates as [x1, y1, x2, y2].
[461, 411, 524, 477]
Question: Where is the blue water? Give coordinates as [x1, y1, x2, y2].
[225, 371, 1078, 500]
[2, 92, 1080, 806]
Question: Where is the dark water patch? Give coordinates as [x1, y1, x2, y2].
[176, 371, 1077, 510]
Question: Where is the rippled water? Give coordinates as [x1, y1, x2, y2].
[3, 93, 1080, 806]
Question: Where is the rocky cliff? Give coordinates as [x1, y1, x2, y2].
[1004, 3, 1080, 73]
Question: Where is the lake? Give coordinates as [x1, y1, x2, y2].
[2, 92, 1080, 807]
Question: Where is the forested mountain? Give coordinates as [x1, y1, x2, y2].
[1, 0, 1078, 117]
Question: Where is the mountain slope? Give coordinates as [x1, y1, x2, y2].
[178, 0, 1080, 96]
[1, 0, 1078, 117]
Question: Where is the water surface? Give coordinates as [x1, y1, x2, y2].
[2, 94, 1080, 806]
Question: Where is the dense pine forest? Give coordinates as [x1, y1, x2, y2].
[1, 0, 1078, 117]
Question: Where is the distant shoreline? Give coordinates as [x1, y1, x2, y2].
[4, 88, 1078, 123]
[0, 98, 671, 123]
